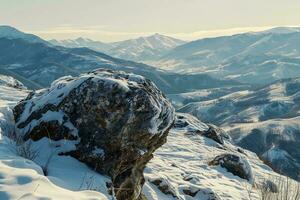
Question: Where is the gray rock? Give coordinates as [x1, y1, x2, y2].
[13, 69, 175, 200]
[209, 153, 253, 182]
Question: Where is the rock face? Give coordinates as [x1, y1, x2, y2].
[209, 153, 253, 182]
[13, 69, 175, 200]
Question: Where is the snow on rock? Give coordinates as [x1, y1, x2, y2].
[0, 78, 109, 200]
[13, 69, 175, 200]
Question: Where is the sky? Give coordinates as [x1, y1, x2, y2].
[1, 0, 300, 42]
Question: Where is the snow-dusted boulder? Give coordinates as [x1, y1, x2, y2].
[13, 69, 175, 200]
[209, 153, 253, 182]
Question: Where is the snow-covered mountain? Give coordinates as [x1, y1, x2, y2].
[108, 33, 186, 61]
[49, 33, 186, 62]
[50, 37, 112, 53]
[177, 77, 300, 180]
[0, 25, 48, 44]
[153, 27, 300, 85]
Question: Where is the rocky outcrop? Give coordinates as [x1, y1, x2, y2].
[13, 69, 175, 200]
[209, 153, 253, 182]
[174, 113, 230, 144]
[202, 124, 229, 145]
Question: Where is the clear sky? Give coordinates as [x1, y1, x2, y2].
[1, 0, 300, 42]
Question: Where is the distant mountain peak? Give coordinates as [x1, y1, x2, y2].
[145, 33, 185, 42]
[75, 37, 94, 43]
[108, 33, 186, 61]
[0, 25, 47, 44]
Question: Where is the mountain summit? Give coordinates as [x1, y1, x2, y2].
[109, 33, 186, 61]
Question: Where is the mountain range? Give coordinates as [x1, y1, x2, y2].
[50, 33, 186, 62]
[0, 26, 239, 94]
[151, 27, 300, 86]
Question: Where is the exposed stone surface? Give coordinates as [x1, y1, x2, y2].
[13, 69, 175, 200]
[209, 153, 253, 182]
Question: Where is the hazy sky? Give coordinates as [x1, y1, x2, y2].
[1, 0, 300, 42]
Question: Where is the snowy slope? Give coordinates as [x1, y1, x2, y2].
[144, 114, 279, 200]
[177, 77, 300, 180]
[0, 75, 288, 200]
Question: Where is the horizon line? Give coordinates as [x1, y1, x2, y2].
[3, 24, 300, 43]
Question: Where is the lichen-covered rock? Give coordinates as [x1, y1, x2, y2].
[13, 69, 175, 200]
[209, 153, 253, 182]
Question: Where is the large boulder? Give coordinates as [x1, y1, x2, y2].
[13, 69, 175, 200]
